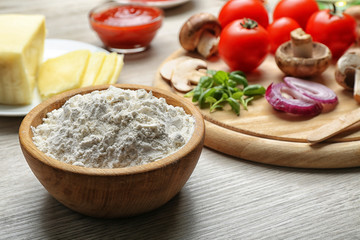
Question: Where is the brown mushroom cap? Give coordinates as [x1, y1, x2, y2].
[344, 5, 360, 21]
[345, 6, 360, 44]
[179, 13, 221, 52]
[275, 41, 332, 78]
[335, 52, 360, 90]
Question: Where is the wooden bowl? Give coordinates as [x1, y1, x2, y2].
[19, 84, 205, 218]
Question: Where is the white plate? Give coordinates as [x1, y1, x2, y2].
[0, 38, 107, 117]
[116, 0, 191, 9]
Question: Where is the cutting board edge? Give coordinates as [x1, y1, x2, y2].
[204, 120, 360, 169]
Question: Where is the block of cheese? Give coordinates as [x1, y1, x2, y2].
[0, 14, 46, 105]
[38, 50, 90, 99]
[93, 52, 123, 85]
[80, 52, 107, 87]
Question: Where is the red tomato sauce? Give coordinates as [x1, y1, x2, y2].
[90, 5, 163, 51]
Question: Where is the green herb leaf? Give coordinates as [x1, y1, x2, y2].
[232, 91, 244, 100]
[229, 71, 248, 87]
[227, 97, 240, 116]
[213, 71, 228, 85]
[243, 84, 266, 96]
[185, 69, 264, 116]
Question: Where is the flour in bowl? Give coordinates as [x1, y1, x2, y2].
[31, 86, 195, 168]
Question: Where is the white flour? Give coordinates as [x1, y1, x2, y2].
[32, 86, 195, 168]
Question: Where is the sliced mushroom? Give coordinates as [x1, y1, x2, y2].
[335, 52, 360, 102]
[275, 28, 332, 78]
[159, 56, 193, 82]
[171, 58, 207, 92]
[179, 13, 221, 59]
[188, 68, 207, 85]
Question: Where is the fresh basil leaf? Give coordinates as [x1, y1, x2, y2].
[227, 97, 240, 116]
[240, 96, 254, 110]
[213, 89, 224, 100]
[228, 79, 237, 88]
[205, 96, 217, 105]
[213, 70, 228, 85]
[199, 88, 216, 108]
[198, 76, 213, 89]
[184, 69, 264, 115]
[229, 72, 248, 87]
[232, 91, 244, 100]
[243, 84, 265, 96]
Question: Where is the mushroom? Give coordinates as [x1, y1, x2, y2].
[335, 52, 360, 102]
[179, 13, 222, 59]
[159, 57, 208, 92]
[275, 28, 332, 78]
[159, 56, 192, 82]
[344, 6, 360, 45]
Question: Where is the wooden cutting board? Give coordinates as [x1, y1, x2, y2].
[153, 48, 360, 168]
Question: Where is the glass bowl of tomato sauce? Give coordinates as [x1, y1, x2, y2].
[89, 2, 163, 53]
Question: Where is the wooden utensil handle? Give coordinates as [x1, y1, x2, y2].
[307, 107, 360, 144]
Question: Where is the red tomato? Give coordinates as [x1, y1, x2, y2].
[218, 18, 270, 72]
[218, 0, 269, 29]
[306, 10, 356, 59]
[273, 0, 319, 30]
[267, 17, 300, 54]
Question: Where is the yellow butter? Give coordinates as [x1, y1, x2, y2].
[38, 50, 90, 99]
[0, 14, 46, 105]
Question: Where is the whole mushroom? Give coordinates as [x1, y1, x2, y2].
[344, 5, 360, 45]
[275, 28, 332, 78]
[335, 51, 360, 102]
[179, 12, 222, 59]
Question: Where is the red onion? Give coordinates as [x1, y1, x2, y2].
[284, 77, 338, 104]
[266, 83, 322, 115]
[265, 77, 338, 116]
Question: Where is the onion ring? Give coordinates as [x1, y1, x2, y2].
[265, 83, 323, 115]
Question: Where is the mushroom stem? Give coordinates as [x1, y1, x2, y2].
[353, 69, 360, 102]
[197, 31, 219, 59]
[291, 28, 313, 58]
[179, 13, 222, 59]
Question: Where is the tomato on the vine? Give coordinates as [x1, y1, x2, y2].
[218, 18, 270, 73]
[306, 9, 356, 59]
[273, 0, 319, 30]
[267, 17, 300, 54]
[218, 0, 269, 29]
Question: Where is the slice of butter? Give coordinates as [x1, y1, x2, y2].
[93, 52, 122, 85]
[38, 50, 90, 99]
[80, 52, 107, 87]
[0, 14, 46, 105]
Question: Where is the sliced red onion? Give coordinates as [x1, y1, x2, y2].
[284, 77, 338, 104]
[265, 83, 323, 116]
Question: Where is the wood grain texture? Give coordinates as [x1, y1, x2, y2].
[2, 0, 360, 239]
[153, 49, 360, 168]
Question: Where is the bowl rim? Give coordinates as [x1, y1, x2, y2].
[88, 1, 164, 28]
[19, 84, 205, 177]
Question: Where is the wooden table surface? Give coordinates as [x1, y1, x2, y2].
[1, 0, 360, 239]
